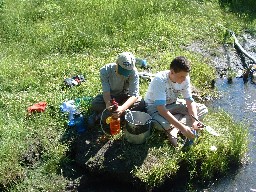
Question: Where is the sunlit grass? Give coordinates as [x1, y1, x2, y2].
[0, 0, 254, 190]
[133, 110, 248, 188]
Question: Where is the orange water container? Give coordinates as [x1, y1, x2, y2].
[108, 98, 120, 135]
[109, 117, 120, 135]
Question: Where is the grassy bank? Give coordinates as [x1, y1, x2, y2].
[0, 0, 254, 190]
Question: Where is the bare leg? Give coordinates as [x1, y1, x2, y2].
[167, 127, 179, 147]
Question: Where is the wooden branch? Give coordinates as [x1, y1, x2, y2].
[228, 30, 256, 65]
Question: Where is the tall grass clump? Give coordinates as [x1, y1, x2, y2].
[185, 110, 248, 183]
[0, 0, 253, 190]
[132, 110, 248, 189]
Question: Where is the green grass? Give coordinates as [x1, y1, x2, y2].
[133, 110, 249, 188]
[0, 0, 254, 190]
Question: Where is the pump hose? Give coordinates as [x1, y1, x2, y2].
[99, 108, 112, 136]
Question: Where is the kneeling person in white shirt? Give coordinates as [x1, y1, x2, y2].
[145, 56, 208, 147]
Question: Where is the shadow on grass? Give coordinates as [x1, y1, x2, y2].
[59, 123, 150, 191]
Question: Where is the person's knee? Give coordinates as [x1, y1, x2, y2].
[152, 120, 170, 131]
[152, 122, 163, 131]
[91, 96, 106, 112]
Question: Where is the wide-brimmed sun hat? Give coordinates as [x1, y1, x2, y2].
[116, 52, 136, 77]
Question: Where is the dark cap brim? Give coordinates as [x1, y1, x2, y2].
[118, 64, 132, 77]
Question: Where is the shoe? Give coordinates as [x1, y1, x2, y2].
[186, 138, 194, 146]
[184, 129, 198, 147]
[88, 112, 99, 128]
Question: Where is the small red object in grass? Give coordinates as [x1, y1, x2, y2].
[27, 102, 47, 114]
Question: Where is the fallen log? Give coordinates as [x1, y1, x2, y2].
[228, 30, 256, 66]
[228, 30, 256, 83]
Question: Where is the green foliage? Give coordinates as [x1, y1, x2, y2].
[9, 168, 68, 192]
[219, 0, 256, 13]
[184, 110, 248, 183]
[133, 144, 181, 188]
[0, 0, 252, 190]
[132, 110, 248, 188]
[1, 0, 253, 56]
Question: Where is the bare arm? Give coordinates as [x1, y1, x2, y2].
[114, 96, 138, 118]
[103, 92, 112, 109]
[103, 92, 137, 117]
[157, 105, 195, 139]
[120, 96, 137, 111]
[186, 100, 200, 130]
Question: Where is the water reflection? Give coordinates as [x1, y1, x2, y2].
[209, 78, 256, 191]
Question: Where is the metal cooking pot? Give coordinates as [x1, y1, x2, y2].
[124, 111, 152, 144]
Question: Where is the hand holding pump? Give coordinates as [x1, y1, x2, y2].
[106, 98, 121, 135]
[191, 115, 220, 136]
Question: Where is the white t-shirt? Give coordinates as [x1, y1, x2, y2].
[145, 70, 193, 106]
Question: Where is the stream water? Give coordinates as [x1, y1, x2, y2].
[208, 77, 256, 192]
